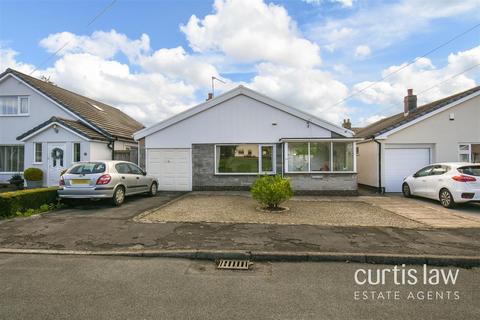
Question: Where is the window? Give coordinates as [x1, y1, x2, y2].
[73, 143, 81, 162]
[69, 162, 106, 174]
[414, 166, 433, 178]
[34, 143, 42, 163]
[128, 163, 143, 175]
[458, 144, 480, 163]
[430, 165, 448, 176]
[115, 162, 131, 174]
[215, 144, 275, 174]
[0, 145, 24, 172]
[0, 96, 29, 115]
[286, 141, 355, 173]
[287, 143, 309, 172]
[458, 165, 480, 176]
[310, 142, 330, 171]
[333, 142, 354, 172]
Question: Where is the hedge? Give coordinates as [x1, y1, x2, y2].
[0, 187, 58, 218]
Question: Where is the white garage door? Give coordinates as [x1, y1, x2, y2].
[384, 148, 430, 192]
[147, 149, 192, 191]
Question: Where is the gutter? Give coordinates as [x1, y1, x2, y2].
[373, 138, 385, 194]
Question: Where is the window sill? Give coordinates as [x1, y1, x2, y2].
[285, 171, 357, 174]
[32, 162, 43, 165]
[215, 172, 276, 176]
[0, 114, 30, 117]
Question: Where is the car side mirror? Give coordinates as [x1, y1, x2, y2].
[142, 171, 147, 176]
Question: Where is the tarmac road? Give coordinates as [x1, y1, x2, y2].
[0, 254, 478, 320]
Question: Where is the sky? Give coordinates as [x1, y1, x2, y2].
[0, 0, 479, 128]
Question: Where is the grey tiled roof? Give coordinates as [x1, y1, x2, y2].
[17, 117, 109, 141]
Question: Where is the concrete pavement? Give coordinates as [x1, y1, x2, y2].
[0, 254, 478, 320]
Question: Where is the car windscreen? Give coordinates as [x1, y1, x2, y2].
[458, 166, 480, 176]
[68, 162, 106, 174]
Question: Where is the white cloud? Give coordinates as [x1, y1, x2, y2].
[44, 53, 198, 124]
[353, 45, 480, 107]
[181, 0, 321, 68]
[354, 45, 371, 60]
[357, 115, 386, 126]
[303, 0, 355, 7]
[39, 30, 150, 62]
[138, 47, 220, 88]
[248, 63, 349, 123]
[0, 47, 36, 75]
[309, 0, 480, 52]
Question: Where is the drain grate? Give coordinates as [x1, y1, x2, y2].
[216, 259, 252, 270]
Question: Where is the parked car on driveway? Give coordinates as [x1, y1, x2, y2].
[402, 162, 480, 208]
[58, 161, 158, 206]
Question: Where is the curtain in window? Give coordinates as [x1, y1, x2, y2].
[1, 97, 18, 115]
[0, 146, 24, 172]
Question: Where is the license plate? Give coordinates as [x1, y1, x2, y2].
[71, 179, 90, 185]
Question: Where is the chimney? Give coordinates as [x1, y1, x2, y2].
[403, 89, 417, 116]
[342, 118, 352, 130]
[206, 92, 213, 101]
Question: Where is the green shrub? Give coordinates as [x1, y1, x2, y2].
[24, 168, 43, 181]
[0, 187, 58, 218]
[251, 175, 293, 210]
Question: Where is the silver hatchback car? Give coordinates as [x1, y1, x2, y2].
[58, 161, 158, 206]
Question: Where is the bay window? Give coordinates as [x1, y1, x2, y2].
[215, 144, 275, 174]
[0, 96, 29, 115]
[0, 145, 25, 172]
[287, 143, 308, 172]
[285, 141, 355, 173]
[310, 142, 330, 171]
[333, 142, 354, 171]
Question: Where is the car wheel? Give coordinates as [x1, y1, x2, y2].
[148, 182, 158, 197]
[112, 186, 125, 207]
[402, 183, 412, 198]
[439, 188, 456, 208]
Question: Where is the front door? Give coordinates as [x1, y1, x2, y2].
[47, 143, 66, 186]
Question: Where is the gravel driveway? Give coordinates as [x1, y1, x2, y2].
[138, 192, 423, 228]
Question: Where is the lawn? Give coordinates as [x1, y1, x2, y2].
[138, 193, 423, 228]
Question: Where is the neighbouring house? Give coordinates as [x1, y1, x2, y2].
[0, 68, 144, 187]
[134, 85, 359, 193]
[356, 86, 480, 192]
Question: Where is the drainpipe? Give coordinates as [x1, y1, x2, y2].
[107, 139, 115, 160]
[373, 138, 385, 194]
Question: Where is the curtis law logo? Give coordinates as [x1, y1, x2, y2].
[353, 264, 461, 301]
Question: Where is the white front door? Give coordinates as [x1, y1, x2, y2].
[47, 143, 67, 186]
[147, 149, 192, 191]
[384, 148, 431, 192]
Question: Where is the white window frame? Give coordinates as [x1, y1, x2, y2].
[458, 143, 480, 163]
[0, 145, 25, 173]
[0, 96, 30, 116]
[73, 142, 81, 163]
[214, 144, 276, 175]
[285, 140, 357, 174]
[33, 142, 43, 164]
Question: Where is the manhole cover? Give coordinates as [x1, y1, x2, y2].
[216, 259, 252, 270]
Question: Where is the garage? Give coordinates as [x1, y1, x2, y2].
[384, 148, 430, 192]
[146, 149, 192, 191]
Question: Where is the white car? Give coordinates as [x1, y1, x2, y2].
[402, 162, 480, 208]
